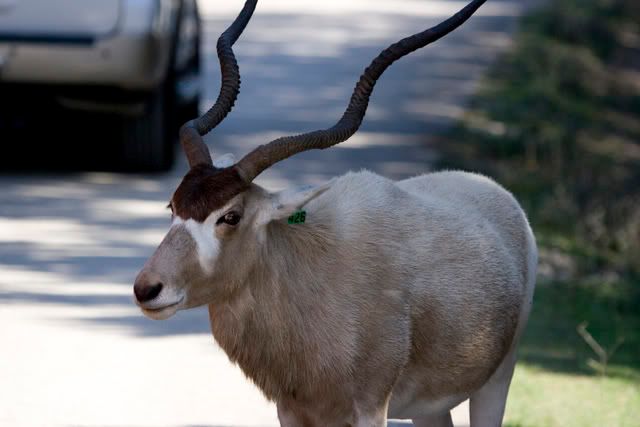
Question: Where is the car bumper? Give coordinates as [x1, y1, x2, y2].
[0, 32, 171, 90]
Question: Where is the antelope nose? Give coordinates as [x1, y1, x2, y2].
[134, 281, 163, 303]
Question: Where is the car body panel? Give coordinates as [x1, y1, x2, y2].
[0, 0, 178, 90]
[0, 0, 120, 38]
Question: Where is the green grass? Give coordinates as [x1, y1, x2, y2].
[501, 280, 640, 427]
[519, 280, 640, 380]
[505, 364, 640, 427]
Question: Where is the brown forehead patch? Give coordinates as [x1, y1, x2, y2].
[171, 165, 249, 222]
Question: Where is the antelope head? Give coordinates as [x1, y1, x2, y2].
[133, 0, 487, 319]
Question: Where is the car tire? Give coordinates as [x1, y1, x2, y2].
[118, 0, 200, 172]
[120, 84, 174, 172]
[173, 0, 201, 127]
[178, 91, 200, 126]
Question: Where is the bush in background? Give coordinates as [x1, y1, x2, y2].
[443, 0, 640, 283]
[439, 0, 640, 399]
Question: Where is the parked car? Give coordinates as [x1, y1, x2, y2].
[0, 0, 201, 171]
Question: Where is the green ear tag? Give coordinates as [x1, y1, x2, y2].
[287, 210, 307, 225]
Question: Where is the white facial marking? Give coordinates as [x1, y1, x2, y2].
[172, 215, 220, 273]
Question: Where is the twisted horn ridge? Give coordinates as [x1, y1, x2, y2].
[235, 0, 486, 183]
[179, 125, 212, 168]
[194, 0, 258, 135]
[180, 0, 258, 168]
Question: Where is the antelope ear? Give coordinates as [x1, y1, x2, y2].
[257, 180, 334, 226]
[213, 153, 236, 168]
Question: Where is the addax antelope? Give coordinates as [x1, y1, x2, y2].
[134, 0, 537, 425]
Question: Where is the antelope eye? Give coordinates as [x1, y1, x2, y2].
[218, 211, 242, 226]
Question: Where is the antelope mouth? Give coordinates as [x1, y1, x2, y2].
[140, 297, 185, 320]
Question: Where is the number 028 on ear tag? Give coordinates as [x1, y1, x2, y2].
[288, 210, 307, 225]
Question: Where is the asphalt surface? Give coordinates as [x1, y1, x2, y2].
[0, 1, 537, 426]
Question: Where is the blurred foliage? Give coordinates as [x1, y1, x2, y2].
[442, 0, 640, 282]
[444, 0, 640, 277]
[440, 1, 640, 423]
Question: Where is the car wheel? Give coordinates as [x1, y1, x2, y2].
[118, 0, 200, 172]
[173, 0, 201, 127]
[120, 84, 174, 172]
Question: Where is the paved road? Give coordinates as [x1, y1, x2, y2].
[0, 1, 536, 426]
